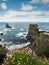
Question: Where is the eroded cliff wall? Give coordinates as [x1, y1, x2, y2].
[27, 24, 49, 58]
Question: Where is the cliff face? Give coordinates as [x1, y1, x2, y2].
[27, 24, 49, 58]
[26, 24, 39, 43]
[29, 24, 39, 35]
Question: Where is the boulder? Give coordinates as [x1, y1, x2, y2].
[0, 33, 3, 35]
[0, 39, 2, 41]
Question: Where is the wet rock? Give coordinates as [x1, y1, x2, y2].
[0, 33, 3, 35]
[0, 39, 2, 41]
[6, 23, 11, 28]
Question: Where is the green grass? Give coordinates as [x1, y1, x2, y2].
[8, 51, 49, 65]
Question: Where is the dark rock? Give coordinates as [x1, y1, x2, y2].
[6, 23, 11, 28]
[0, 45, 2, 47]
[0, 45, 7, 64]
[0, 33, 3, 35]
[0, 39, 2, 41]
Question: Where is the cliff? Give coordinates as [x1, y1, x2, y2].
[27, 24, 49, 58]
[26, 24, 39, 43]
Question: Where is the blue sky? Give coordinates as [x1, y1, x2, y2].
[0, 0, 49, 22]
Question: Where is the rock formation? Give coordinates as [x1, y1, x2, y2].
[27, 24, 49, 58]
[26, 24, 39, 43]
[0, 33, 3, 35]
[6, 23, 11, 28]
[0, 39, 2, 41]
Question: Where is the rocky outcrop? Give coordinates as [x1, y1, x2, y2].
[28, 24, 39, 35]
[6, 23, 11, 28]
[26, 24, 39, 43]
[27, 24, 49, 58]
[0, 33, 3, 36]
[0, 39, 2, 41]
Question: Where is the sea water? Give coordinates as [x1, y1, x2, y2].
[0, 22, 49, 50]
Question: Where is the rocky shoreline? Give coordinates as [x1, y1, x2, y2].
[0, 24, 49, 65]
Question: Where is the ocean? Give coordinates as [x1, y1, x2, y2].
[0, 22, 49, 50]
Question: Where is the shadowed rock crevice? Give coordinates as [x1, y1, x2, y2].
[0, 45, 7, 65]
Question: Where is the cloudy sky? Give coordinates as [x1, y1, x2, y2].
[0, 0, 49, 22]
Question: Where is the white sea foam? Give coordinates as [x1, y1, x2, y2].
[0, 42, 6, 46]
[4, 28, 7, 31]
[0, 31, 2, 33]
[20, 28, 24, 31]
[0, 30, 7, 35]
[16, 32, 23, 37]
[39, 29, 42, 31]
[12, 27, 15, 29]
[39, 29, 48, 32]
[4, 32, 7, 35]
[4, 28, 12, 31]
[7, 42, 30, 50]
[15, 32, 28, 38]
[2, 38, 4, 41]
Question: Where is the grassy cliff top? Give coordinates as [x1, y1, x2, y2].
[8, 51, 49, 65]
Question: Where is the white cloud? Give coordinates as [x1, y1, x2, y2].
[0, 10, 49, 22]
[41, 0, 49, 4]
[21, 3, 33, 11]
[31, 0, 49, 4]
[1, 10, 46, 18]
[31, 0, 40, 3]
[0, 3, 7, 10]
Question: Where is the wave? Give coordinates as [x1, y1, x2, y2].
[4, 28, 12, 31]
[0, 42, 6, 46]
[7, 42, 30, 50]
[0, 31, 3, 33]
[15, 32, 28, 38]
[39, 29, 48, 32]
[12, 27, 15, 29]
[20, 28, 24, 31]
[16, 32, 23, 37]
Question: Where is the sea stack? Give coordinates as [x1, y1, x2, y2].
[6, 23, 11, 28]
[26, 24, 39, 42]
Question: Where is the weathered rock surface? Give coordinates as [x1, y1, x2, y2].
[27, 24, 49, 58]
[26, 24, 39, 42]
